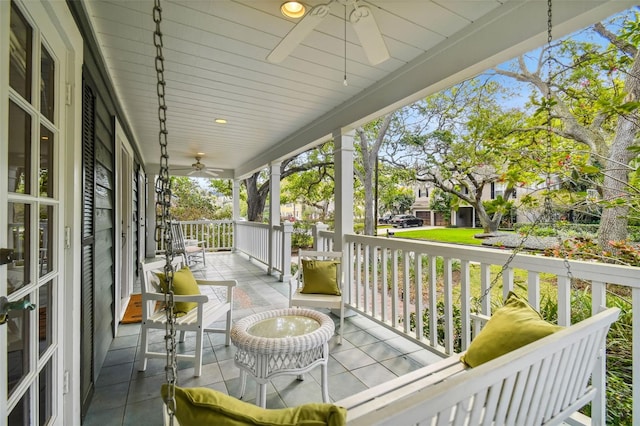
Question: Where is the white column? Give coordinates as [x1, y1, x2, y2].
[232, 179, 240, 252]
[232, 179, 240, 221]
[145, 174, 157, 258]
[268, 162, 281, 275]
[334, 129, 354, 250]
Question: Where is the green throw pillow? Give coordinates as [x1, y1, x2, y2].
[157, 266, 200, 315]
[160, 385, 347, 426]
[460, 292, 563, 367]
[301, 259, 341, 296]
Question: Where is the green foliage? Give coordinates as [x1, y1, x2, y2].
[409, 301, 463, 352]
[429, 188, 453, 213]
[546, 236, 640, 267]
[170, 177, 230, 220]
[291, 221, 313, 249]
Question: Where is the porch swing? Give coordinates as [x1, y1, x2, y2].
[153, 0, 620, 424]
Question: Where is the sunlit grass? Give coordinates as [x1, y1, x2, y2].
[392, 227, 515, 245]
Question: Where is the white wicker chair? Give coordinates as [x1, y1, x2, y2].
[289, 250, 344, 343]
[138, 258, 235, 376]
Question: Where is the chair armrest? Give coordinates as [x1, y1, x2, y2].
[289, 270, 301, 290]
[146, 291, 208, 304]
[196, 279, 237, 288]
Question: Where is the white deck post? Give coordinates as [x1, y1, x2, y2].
[268, 162, 281, 275]
[334, 129, 354, 309]
[232, 179, 240, 253]
[334, 129, 354, 251]
[312, 222, 329, 251]
[280, 221, 292, 282]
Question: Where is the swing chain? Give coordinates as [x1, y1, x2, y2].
[543, 0, 575, 284]
[476, 0, 574, 312]
[153, 0, 178, 423]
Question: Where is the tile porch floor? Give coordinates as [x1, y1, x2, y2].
[83, 252, 444, 425]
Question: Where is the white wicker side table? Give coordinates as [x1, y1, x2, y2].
[230, 308, 335, 408]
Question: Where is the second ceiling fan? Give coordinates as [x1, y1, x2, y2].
[172, 156, 223, 177]
[267, 0, 390, 65]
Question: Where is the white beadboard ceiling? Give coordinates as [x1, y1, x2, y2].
[81, 0, 634, 179]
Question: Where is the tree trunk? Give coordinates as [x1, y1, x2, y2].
[475, 205, 501, 233]
[245, 173, 267, 222]
[597, 49, 640, 248]
[363, 161, 375, 236]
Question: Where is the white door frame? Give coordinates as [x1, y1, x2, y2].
[0, 1, 83, 424]
[114, 120, 134, 332]
[138, 170, 146, 267]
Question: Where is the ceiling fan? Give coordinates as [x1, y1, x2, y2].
[172, 156, 223, 177]
[267, 0, 390, 65]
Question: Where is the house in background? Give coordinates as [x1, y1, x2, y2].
[1, 1, 635, 424]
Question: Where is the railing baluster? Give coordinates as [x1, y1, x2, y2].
[557, 275, 571, 326]
[443, 257, 453, 355]
[382, 248, 388, 324]
[403, 252, 411, 334]
[372, 246, 378, 319]
[392, 249, 399, 329]
[502, 267, 514, 302]
[355, 243, 362, 310]
[428, 254, 437, 348]
[480, 263, 491, 316]
[364, 244, 370, 314]
[415, 252, 423, 342]
[460, 259, 470, 350]
[528, 271, 540, 311]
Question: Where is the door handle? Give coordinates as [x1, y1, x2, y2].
[0, 296, 36, 325]
[0, 248, 14, 266]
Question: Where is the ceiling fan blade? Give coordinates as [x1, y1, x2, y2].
[204, 170, 219, 177]
[267, 3, 332, 63]
[350, 5, 389, 65]
[187, 170, 197, 176]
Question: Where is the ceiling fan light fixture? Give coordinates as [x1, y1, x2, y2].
[281, 1, 306, 18]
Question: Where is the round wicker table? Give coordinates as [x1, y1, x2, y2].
[230, 308, 335, 408]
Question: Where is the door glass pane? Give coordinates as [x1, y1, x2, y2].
[40, 125, 54, 198]
[39, 358, 53, 425]
[8, 202, 31, 296]
[7, 296, 32, 396]
[40, 44, 55, 122]
[8, 390, 30, 426]
[9, 100, 32, 194]
[38, 281, 53, 356]
[39, 205, 53, 276]
[9, 1, 33, 102]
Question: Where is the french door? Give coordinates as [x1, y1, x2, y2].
[1, 1, 73, 424]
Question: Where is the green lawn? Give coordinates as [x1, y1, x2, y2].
[390, 227, 497, 245]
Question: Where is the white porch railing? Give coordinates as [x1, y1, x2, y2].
[156, 220, 233, 252]
[315, 231, 637, 425]
[235, 220, 292, 282]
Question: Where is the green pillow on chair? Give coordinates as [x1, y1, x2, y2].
[161, 385, 347, 426]
[461, 292, 563, 367]
[301, 260, 341, 296]
[156, 266, 200, 315]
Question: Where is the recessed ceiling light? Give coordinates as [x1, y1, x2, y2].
[281, 1, 306, 19]
[215, 118, 227, 124]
